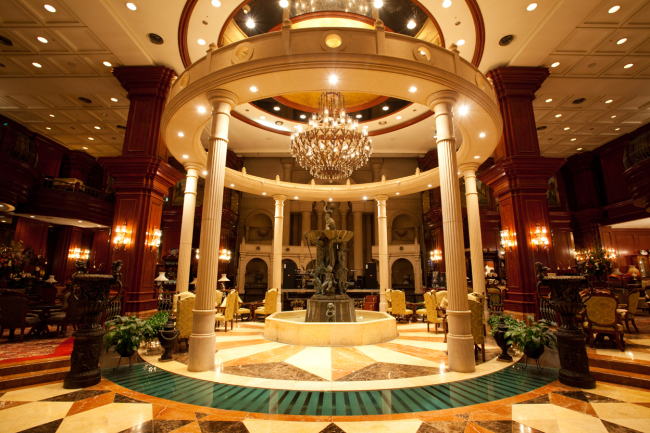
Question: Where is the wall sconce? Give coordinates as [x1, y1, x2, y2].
[219, 248, 231, 262]
[531, 223, 549, 251]
[195, 249, 199, 260]
[68, 248, 90, 260]
[113, 221, 131, 250]
[430, 249, 442, 262]
[500, 227, 517, 252]
[145, 228, 162, 251]
[605, 247, 617, 260]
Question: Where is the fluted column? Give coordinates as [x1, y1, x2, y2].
[352, 206, 364, 279]
[375, 195, 389, 312]
[176, 166, 199, 294]
[273, 195, 287, 312]
[301, 211, 312, 235]
[428, 90, 475, 373]
[339, 202, 349, 231]
[188, 90, 237, 372]
[461, 162, 487, 321]
[316, 207, 324, 230]
[282, 162, 292, 246]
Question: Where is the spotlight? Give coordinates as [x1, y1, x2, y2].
[407, 20, 416, 29]
[442, 0, 451, 7]
[246, 19, 255, 28]
[126, 3, 137, 10]
[329, 75, 338, 84]
[527, 3, 537, 11]
[280, 0, 289, 6]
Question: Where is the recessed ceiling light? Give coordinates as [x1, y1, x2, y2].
[617, 38, 627, 45]
[94, 126, 101, 129]
[126, 3, 137, 10]
[88, 137, 94, 140]
[273, 106, 280, 111]
[479, 132, 486, 138]
[409, 86, 417, 93]
[577, 147, 583, 151]
[262, 192, 266, 195]
[555, 114, 562, 118]
[110, 97, 118, 102]
[178, 132, 184, 137]
[442, 0, 452, 7]
[458, 106, 469, 115]
[615, 127, 620, 130]
[329, 197, 333, 201]
[382, 106, 389, 111]
[396, 192, 400, 195]
[624, 63, 634, 69]
[83, 146, 88, 149]
[30, 216, 35, 218]
[396, 116, 402, 119]
[280, 0, 289, 7]
[294, 196, 298, 199]
[103, 61, 112, 67]
[605, 99, 613, 104]
[571, 138, 576, 141]
[246, 18, 255, 28]
[527, 3, 537, 11]
[427, 184, 432, 188]
[49, 114, 55, 117]
[329, 75, 338, 84]
[374, 0, 383, 7]
[78, 220, 83, 223]
[611, 115, 617, 118]
[260, 116, 265, 119]
[407, 20, 416, 29]
[203, 171, 208, 175]
[457, 39, 465, 46]
[545, 98, 552, 103]
[356, 114, 362, 118]
[608, 5, 620, 13]
[564, 127, 570, 130]
[300, 114, 306, 119]
[182, 154, 189, 159]
[198, 39, 206, 45]
[379, 120, 387, 125]
[212, 0, 221, 6]
[198, 106, 206, 113]
[44, 4, 56, 12]
[32, 62, 42, 68]
[551, 62, 560, 67]
[46, 127, 51, 130]
[37, 37, 48, 43]
[250, 86, 258, 92]
[499, 35, 516, 46]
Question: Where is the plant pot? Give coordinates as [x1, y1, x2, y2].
[493, 317, 513, 362]
[117, 346, 137, 359]
[523, 345, 545, 360]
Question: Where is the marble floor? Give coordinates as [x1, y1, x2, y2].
[139, 321, 508, 392]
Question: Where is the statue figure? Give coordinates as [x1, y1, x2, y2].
[321, 201, 336, 231]
[326, 303, 335, 322]
[311, 267, 324, 295]
[322, 266, 335, 294]
[335, 241, 353, 293]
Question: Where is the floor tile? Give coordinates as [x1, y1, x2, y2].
[15, 418, 64, 433]
[285, 347, 332, 381]
[600, 420, 646, 433]
[335, 362, 442, 381]
[198, 420, 250, 432]
[330, 347, 376, 381]
[57, 402, 153, 433]
[222, 362, 327, 381]
[0, 401, 73, 433]
[556, 418, 608, 433]
[243, 419, 330, 433]
[415, 420, 467, 433]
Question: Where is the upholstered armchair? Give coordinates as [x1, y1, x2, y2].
[583, 293, 625, 351]
[176, 293, 196, 348]
[423, 291, 444, 333]
[0, 292, 40, 342]
[254, 289, 278, 321]
[215, 291, 237, 332]
[389, 290, 412, 323]
[214, 290, 224, 309]
[173, 291, 195, 318]
[385, 289, 393, 314]
[618, 290, 640, 333]
[468, 293, 486, 362]
[486, 287, 504, 315]
[435, 290, 448, 318]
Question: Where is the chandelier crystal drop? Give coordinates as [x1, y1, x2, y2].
[290, 92, 373, 181]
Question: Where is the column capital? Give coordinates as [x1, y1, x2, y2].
[374, 194, 389, 202]
[426, 90, 459, 111]
[458, 162, 481, 174]
[485, 67, 549, 100]
[273, 194, 287, 202]
[206, 89, 238, 111]
[183, 164, 202, 174]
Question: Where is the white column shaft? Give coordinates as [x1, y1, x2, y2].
[376, 196, 389, 312]
[353, 211, 364, 279]
[301, 211, 312, 237]
[188, 92, 236, 373]
[431, 92, 475, 373]
[273, 195, 286, 312]
[176, 168, 199, 294]
[462, 166, 487, 321]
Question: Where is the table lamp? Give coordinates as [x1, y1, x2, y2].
[218, 274, 230, 291]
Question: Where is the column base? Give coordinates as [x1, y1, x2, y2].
[188, 309, 216, 372]
[446, 310, 476, 373]
[379, 301, 387, 313]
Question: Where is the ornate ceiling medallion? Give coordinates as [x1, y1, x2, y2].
[290, 92, 372, 181]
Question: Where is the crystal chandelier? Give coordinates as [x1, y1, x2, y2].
[290, 92, 372, 181]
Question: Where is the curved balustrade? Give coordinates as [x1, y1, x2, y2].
[623, 130, 650, 212]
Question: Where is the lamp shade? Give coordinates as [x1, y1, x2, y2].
[218, 274, 230, 282]
[154, 271, 169, 282]
[45, 275, 57, 284]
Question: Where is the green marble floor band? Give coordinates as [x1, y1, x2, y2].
[101, 364, 558, 416]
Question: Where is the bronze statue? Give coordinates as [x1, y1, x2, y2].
[326, 303, 335, 322]
[322, 265, 335, 294]
[321, 201, 336, 231]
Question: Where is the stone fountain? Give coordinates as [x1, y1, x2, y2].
[304, 201, 356, 322]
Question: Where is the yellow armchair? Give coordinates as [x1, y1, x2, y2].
[390, 290, 412, 322]
[176, 294, 196, 348]
[215, 291, 237, 332]
[468, 293, 486, 361]
[423, 291, 444, 333]
[254, 289, 278, 321]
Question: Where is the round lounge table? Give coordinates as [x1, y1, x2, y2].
[29, 303, 61, 338]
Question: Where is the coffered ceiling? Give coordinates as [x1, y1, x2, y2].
[0, 0, 650, 161]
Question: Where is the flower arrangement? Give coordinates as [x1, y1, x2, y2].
[290, 299, 305, 310]
[575, 244, 616, 277]
[0, 240, 25, 275]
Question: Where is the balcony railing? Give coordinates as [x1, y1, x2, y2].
[42, 178, 115, 203]
[624, 130, 650, 169]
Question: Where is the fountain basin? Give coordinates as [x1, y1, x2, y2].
[263, 310, 398, 346]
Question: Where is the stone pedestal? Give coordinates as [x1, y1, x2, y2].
[306, 295, 356, 322]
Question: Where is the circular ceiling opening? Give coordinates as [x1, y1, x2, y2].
[325, 33, 342, 48]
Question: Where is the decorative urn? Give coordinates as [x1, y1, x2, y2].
[157, 316, 179, 362]
[535, 262, 596, 388]
[493, 317, 513, 362]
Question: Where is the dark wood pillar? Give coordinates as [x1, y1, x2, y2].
[99, 66, 183, 314]
[480, 67, 565, 315]
[50, 226, 83, 284]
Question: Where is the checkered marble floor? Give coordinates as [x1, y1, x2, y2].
[2, 377, 650, 432]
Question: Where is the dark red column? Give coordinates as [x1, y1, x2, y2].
[480, 67, 565, 315]
[99, 66, 183, 314]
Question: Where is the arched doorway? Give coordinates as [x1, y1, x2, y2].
[245, 258, 268, 290]
[391, 258, 414, 287]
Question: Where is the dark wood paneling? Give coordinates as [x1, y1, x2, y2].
[13, 217, 49, 257]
